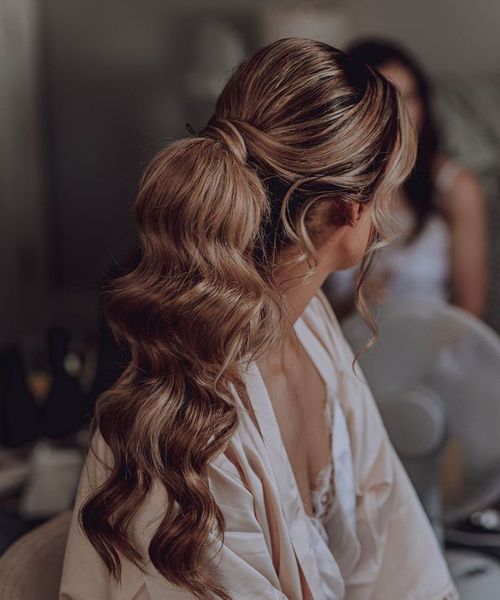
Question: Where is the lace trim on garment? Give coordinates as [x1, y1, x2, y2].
[309, 396, 335, 537]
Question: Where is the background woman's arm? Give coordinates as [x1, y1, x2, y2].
[441, 168, 489, 317]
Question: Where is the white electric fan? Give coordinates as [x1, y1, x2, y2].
[341, 300, 500, 599]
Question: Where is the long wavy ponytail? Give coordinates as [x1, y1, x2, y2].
[80, 37, 416, 599]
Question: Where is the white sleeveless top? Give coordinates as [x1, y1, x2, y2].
[368, 210, 451, 303]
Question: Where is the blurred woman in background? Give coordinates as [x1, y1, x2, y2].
[325, 39, 489, 319]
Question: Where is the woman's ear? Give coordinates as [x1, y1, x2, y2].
[347, 202, 365, 227]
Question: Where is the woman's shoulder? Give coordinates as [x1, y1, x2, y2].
[303, 289, 342, 333]
[434, 155, 484, 220]
[434, 154, 466, 194]
[80, 428, 114, 486]
[434, 154, 481, 197]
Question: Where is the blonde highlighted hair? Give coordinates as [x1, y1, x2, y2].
[81, 38, 416, 599]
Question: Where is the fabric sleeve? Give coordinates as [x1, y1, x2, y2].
[59, 432, 288, 600]
[341, 368, 458, 599]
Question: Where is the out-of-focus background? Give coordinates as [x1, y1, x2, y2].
[3, 0, 500, 346]
[1, 0, 500, 596]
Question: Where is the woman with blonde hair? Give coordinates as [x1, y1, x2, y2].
[60, 38, 457, 599]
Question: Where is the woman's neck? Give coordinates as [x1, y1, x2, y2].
[278, 254, 331, 324]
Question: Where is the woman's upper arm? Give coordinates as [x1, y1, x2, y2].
[204, 452, 288, 599]
[143, 456, 289, 599]
[441, 168, 489, 316]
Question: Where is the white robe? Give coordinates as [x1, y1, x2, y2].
[59, 291, 458, 599]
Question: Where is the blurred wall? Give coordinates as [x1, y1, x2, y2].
[35, 0, 261, 338]
[0, 0, 49, 345]
[346, 0, 500, 77]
